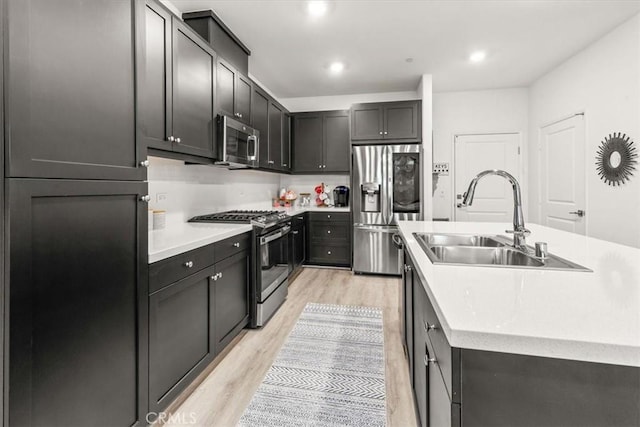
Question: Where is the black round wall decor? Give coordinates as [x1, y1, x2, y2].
[595, 133, 637, 186]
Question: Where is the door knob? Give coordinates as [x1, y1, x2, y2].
[569, 210, 585, 217]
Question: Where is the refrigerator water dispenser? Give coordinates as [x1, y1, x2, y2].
[361, 182, 381, 212]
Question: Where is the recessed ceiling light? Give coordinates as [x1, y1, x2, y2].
[405, 57, 414, 63]
[469, 51, 486, 63]
[329, 61, 344, 74]
[307, 1, 327, 17]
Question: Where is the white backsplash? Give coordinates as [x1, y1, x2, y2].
[148, 157, 350, 225]
[148, 157, 281, 225]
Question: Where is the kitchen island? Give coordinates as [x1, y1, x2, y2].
[398, 221, 639, 427]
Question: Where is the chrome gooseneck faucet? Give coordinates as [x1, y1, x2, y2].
[460, 169, 531, 251]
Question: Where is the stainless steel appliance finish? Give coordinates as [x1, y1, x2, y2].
[413, 233, 592, 271]
[352, 144, 423, 275]
[217, 115, 259, 169]
[187, 209, 292, 327]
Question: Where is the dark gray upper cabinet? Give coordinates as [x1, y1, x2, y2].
[8, 179, 148, 427]
[216, 58, 251, 124]
[323, 111, 350, 172]
[282, 113, 292, 171]
[351, 100, 421, 142]
[143, 0, 216, 159]
[6, 0, 145, 180]
[292, 110, 349, 174]
[269, 102, 283, 169]
[252, 87, 270, 169]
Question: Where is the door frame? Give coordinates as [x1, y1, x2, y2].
[452, 132, 524, 221]
[536, 111, 587, 234]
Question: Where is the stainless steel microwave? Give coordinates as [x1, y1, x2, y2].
[217, 115, 259, 168]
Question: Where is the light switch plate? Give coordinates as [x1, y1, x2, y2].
[433, 162, 449, 175]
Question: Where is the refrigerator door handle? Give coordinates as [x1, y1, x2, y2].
[385, 146, 394, 224]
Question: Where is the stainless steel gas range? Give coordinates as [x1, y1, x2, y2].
[189, 210, 292, 327]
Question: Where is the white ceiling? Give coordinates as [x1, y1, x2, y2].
[168, 0, 640, 98]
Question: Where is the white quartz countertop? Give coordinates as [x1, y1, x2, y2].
[398, 221, 640, 367]
[149, 223, 253, 263]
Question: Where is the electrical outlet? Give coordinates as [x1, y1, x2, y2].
[156, 193, 167, 202]
[433, 162, 449, 176]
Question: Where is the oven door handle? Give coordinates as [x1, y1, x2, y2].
[260, 225, 291, 245]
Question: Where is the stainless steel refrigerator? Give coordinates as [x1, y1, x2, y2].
[352, 144, 423, 275]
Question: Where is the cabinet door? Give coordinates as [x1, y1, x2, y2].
[6, 0, 145, 180]
[268, 102, 283, 170]
[143, 1, 173, 152]
[292, 113, 324, 173]
[8, 179, 148, 427]
[236, 74, 252, 124]
[323, 111, 350, 172]
[413, 278, 428, 427]
[149, 266, 214, 414]
[384, 101, 420, 140]
[216, 58, 236, 119]
[281, 113, 292, 170]
[292, 216, 306, 269]
[351, 104, 383, 141]
[214, 251, 250, 353]
[172, 20, 215, 158]
[403, 253, 414, 385]
[252, 88, 270, 168]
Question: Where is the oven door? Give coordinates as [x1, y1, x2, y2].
[258, 224, 292, 302]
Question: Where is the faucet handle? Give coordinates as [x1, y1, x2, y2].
[506, 228, 531, 236]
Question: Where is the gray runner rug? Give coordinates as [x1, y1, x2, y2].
[238, 303, 386, 427]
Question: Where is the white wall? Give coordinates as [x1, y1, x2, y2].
[148, 157, 282, 225]
[280, 91, 419, 112]
[432, 88, 529, 220]
[528, 14, 640, 248]
[419, 75, 434, 220]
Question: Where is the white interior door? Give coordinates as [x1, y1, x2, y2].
[539, 115, 586, 234]
[454, 133, 521, 222]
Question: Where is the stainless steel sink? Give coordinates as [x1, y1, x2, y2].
[413, 233, 591, 271]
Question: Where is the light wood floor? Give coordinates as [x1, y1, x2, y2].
[164, 267, 417, 427]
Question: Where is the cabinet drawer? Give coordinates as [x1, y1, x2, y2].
[422, 287, 460, 403]
[214, 232, 251, 261]
[308, 211, 350, 223]
[310, 222, 350, 244]
[149, 244, 215, 293]
[308, 244, 350, 265]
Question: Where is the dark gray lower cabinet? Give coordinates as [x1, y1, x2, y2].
[306, 212, 351, 267]
[404, 248, 639, 427]
[149, 266, 214, 414]
[8, 179, 148, 426]
[214, 250, 250, 353]
[402, 253, 414, 385]
[148, 232, 251, 417]
[291, 214, 306, 272]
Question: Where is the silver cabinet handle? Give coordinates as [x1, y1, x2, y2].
[239, 113, 243, 118]
[384, 131, 388, 135]
[184, 261, 193, 268]
[379, 131, 383, 135]
[268, 160, 275, 164]
[175, 137, 181, 143]
[424, 355, 437, 365]
[292, 230, 299, 235]
[318, 165, 322, 168]
[327, 230, 331, 234]
[139, 160, 149, 167]
[327, 214, 331, 219]
[168, 136, 175, 142]
[218, 272, 223, 279]
[569, 210, 585, 217]
[327, 251, 332, 255]
[283, 163, 287, 167]
[210, 275, 217, 281]
[424, 320, 437, 331]
[140, 195, 150, 202]
[233, 242, 240, 248]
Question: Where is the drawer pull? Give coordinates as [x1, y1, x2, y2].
[184, 261, 194, 268]
[327, 214, 331, 219]
[292, 230, 299, 235]
[424, 355, 437, 365]
[424, 320, 437, 331]
[327, 230, 331, 234]
[327, 251, 332, 255]
[233, 242, 240, 248]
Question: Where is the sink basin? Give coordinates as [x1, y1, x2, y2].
[418, 233, 506, 247]
[429, 246, 544, 267]
[412, 233, 591, 271]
